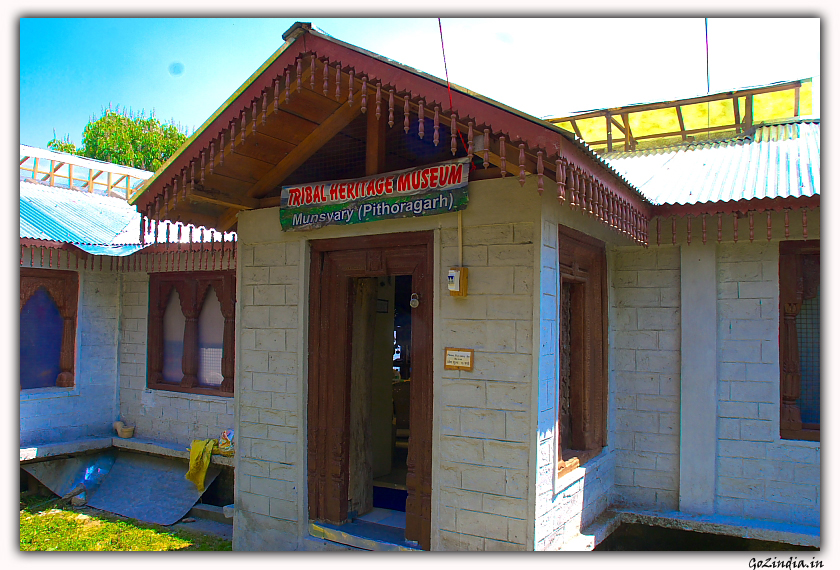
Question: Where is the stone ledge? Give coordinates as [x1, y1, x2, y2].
[20, 437, 113, 462]
[188, 503, 232, 525]
[20, 436, 234, 467]
[613, 508, 819, 548]
[558, 507, 820, 551]
[559, 509, 623, 551]
[112, 436, 235, 467]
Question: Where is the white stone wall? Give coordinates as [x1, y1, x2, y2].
[118, 267, 235, 448]
[533, 198, 620, 550]
[436, 219, 534, 551]
[610, 246, 681, 510]
[715, 240, 820, 526]
[232, 236, 303, 551]
[232, 177, 545, 551]
[20, 254, 120, 446]
[607, 207, 820, 531]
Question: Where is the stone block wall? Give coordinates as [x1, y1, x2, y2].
[230, 177, 548, 551]
[21, 257, 120, 445]
[715, 241, 820, 526]
[436, 221, 535, 551]
[118, 268, 235, 448]
[533, 205, 617, 550]
[232, 239, 303, 551]
[610, 246, 681, 510]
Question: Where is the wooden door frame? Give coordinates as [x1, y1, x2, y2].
[307, 230, 434, 550]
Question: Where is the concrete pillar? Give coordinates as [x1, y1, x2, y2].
[678, 244, 717, 514]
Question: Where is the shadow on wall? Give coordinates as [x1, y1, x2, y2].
[595, 523, 817, 551]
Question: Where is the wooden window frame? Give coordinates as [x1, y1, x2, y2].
[779, 240, 820, 441]
[20, 268, 79, 389]
[147, 271, 236, 397]
[556, 225, 608, 479]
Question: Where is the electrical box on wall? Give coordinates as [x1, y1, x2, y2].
[448, 267, 468, 297]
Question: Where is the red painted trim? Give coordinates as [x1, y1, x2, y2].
[19, 239, 92, 260]
[653, 195, 819, 218]
[138, 31, 649, 218]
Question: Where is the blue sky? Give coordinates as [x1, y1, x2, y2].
[19, 17, 821, 150]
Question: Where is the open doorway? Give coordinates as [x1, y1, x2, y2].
[347, 275, 413, 529]
[307, 232, 433, 550]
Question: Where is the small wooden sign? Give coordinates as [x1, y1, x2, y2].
[444, 348, 474, 371]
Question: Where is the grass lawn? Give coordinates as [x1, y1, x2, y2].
[19, 493, 232, 551]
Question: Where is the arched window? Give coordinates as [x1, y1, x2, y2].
[148, 271, 235, 396]
[20, 288, 63, 389]
[20, 269, 78, 390]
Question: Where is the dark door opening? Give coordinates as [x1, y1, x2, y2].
[307, 232, 433, 550]
[368, 275, 412, 514]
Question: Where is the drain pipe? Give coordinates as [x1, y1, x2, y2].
[458, 210, 463, 267]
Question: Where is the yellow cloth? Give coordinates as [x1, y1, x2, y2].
[185, 439, 217, 491]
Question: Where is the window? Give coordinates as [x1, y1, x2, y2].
[148, 271, 235, 396]
[20, 268, 78, 390]
[779, 240, 820, 441]
[556, 225, 607, 478]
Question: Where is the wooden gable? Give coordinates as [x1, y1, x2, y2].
[132, 22, 651, 244]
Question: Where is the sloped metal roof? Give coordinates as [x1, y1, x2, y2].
[602, 119, 819, 206]
[20, 180, 143, 255]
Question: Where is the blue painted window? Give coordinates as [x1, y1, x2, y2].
[20, 288, 63, 389]
[796, 286, 820, 425]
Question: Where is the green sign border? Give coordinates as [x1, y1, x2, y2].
[279, 185, 469, 231]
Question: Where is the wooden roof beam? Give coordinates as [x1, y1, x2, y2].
[570, 119, 583, 140]
[548, 80, 805, 123]
[189, 188, 260, 210]
[215, 95, 363, 231]
[675, 106, 687, 141]
[589, 121, 750, 148]
[366, 92, 387, 176]
[246, 96, 362, 199]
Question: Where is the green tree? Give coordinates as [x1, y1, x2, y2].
[48, 106, 188, 171]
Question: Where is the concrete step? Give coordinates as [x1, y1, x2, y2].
[188, 503, 232, 526]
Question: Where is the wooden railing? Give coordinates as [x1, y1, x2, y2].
[19, 145, 153, 201]
[549, 78, 812, 153]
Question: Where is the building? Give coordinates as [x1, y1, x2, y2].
[19, 23, 819, 551]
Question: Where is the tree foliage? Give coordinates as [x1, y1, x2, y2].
[48, 106, 188, 171]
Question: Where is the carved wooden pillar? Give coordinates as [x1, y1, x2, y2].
[180, 283, 200, 388]
[219, 274, 236, 393]
[56, 300, 76, 387]
[148, 281, 172, 386]
[780, 301, 803, 432]
[556, 158, 567, 202]
[778, 241, 819, 438]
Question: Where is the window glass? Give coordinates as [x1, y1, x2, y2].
[162, 290, 185, 384]
[20, 288, 63, 389]
[559, 281, 572, 450]
[796, 286, 820, 425]
[197, 286, 224, 387]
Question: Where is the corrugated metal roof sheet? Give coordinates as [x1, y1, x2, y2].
[20, 179, 236, 256]
[602, 119, 819, 206]
[20, 180, 142, 255]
